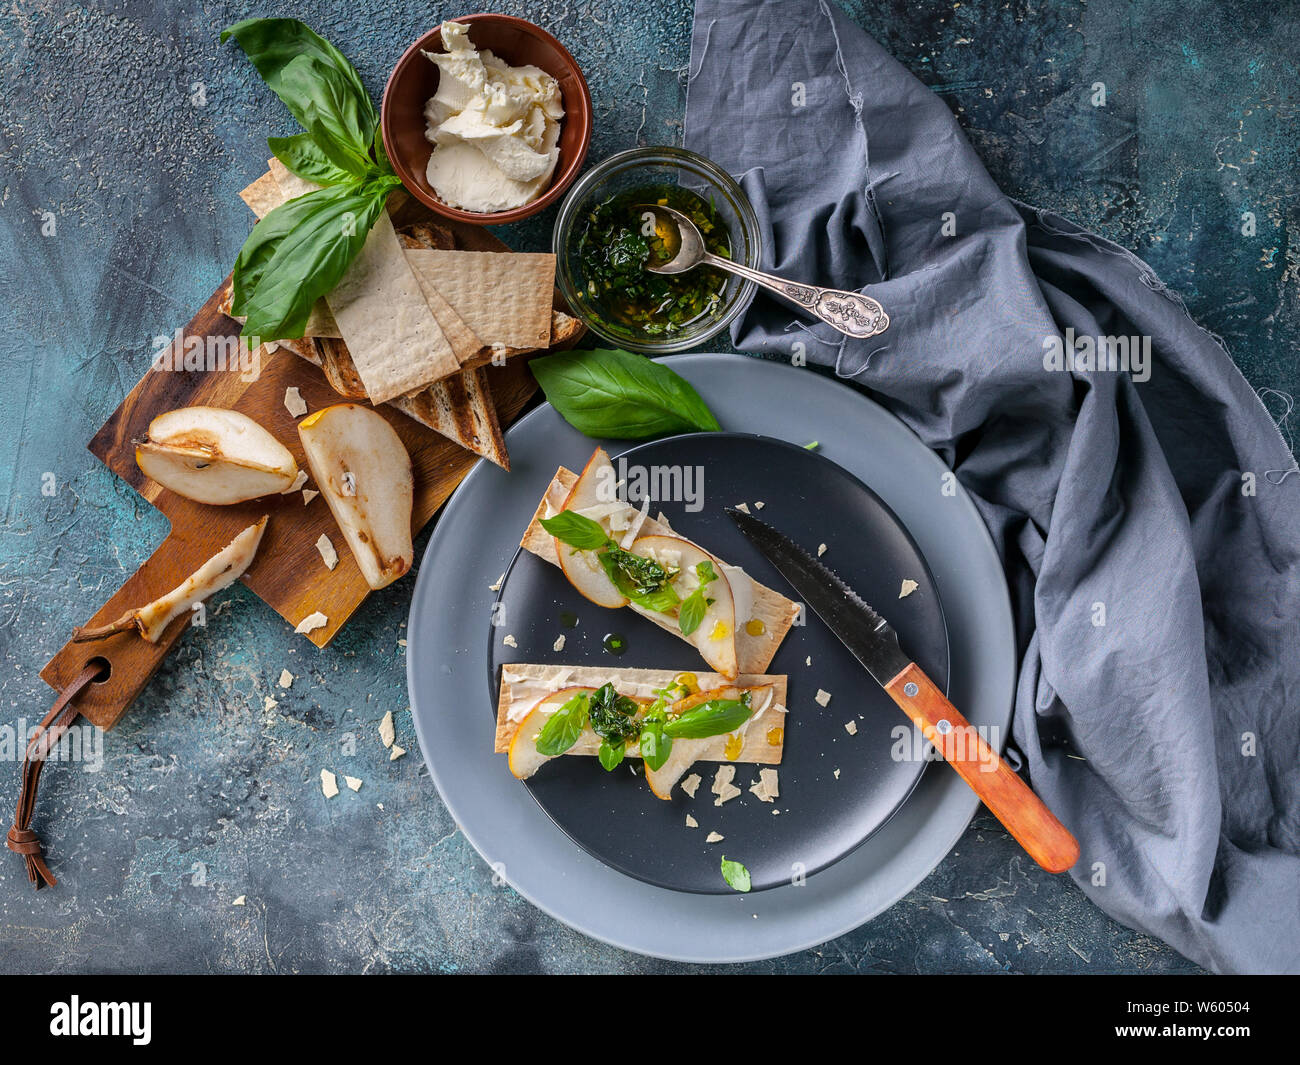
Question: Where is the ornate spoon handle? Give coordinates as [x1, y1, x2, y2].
[703, 253, 890, 339]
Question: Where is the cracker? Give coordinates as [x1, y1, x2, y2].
[495, 663, 788, 759]
[322, 211, 460, 403]
[260, 161, 459, 403]
[520, 468, 801, 674]
[395, 230, 487, 366]
[404, 249, 554, 350]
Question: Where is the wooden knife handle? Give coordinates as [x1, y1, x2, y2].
[884, 662, 1080, 874]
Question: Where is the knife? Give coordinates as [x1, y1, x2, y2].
[727, 508, 1080, 874]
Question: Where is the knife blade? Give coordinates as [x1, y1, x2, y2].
[727, 507, 1080, 874]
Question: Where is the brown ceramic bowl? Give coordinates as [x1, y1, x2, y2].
[381, 14, 592, 225]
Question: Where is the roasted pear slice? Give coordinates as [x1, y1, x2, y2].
[551, 448, 628, 608]
[135, 407, 298, 504]
[73, 517, 268, 643]
[631, 535, 738, 679]
[298, 404, 414, 590]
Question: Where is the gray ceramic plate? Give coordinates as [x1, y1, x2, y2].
[408, 354, 1016, 962]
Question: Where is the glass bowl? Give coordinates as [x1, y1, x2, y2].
[552, 146, 762, 352]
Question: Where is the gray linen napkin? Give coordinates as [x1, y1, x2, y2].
[684, 0, 1300, 974]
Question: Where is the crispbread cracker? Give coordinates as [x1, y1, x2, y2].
[258, 162, 459, 403]
[238, 171, 284, 219]
[320, 210, 460, 403]
[395, 230, 487, 366]
[520, 468, 801, 674]
[404, 249, 554, 350]
[495, 663, 787, 759]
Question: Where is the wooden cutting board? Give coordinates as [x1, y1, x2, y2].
[39, 211, 577, 731]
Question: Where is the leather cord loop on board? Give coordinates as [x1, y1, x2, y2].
[7, 661, 106, 889]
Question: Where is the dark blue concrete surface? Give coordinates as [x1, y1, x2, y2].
[1, 0, 1293, 973]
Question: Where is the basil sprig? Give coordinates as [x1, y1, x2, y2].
[535, 691, 591, 756]
[677, 559, 718, 636]
[530, 348, 721, 439]
[533, 684, 755, 773]
[223, 18, 398, 340]
[540, 510, 681, 613]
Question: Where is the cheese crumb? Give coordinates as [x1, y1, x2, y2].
[753, 501, 765, 510]
[232, 895, 246, 906]
[278, 669, 294, 690]
[390, 744, 407, 761]
[685, 814, 698, 828]
[705, 831, 724, 844]
[680, 773, 702, 798]
[320, 769, 339, 798]
[899, 578, 919, 599]
[834, 768, 841, 779]
[553, 634, 566, 652]
[734, 502, 750, 514]
[294, 611, 328, 635]
[315, 534, 338, 571]
[749, 768, 780, 803]
[844, 720, 858, 736]
[344, 775, 363, 792]
[815, 688, 831, 706]
[283, 386, 307, 418]
[379, 711, 396, 748]
[817, 543, 827, 556]
[281, 468, 308, 495]
[488, 573, 505, 592]
[805, 656, 812, 667]
[712, 765, 741, 806]
[302, 488, 318, 505]
[503, 633, 518, 648]
[263, 695, 277, 714]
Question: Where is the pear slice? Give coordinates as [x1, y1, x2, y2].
[297, 404, 415, 590]
[551, 448, 627, 608]
[508, 686, 598, 779]
[631, 535, 738, 679]
[644, 684, 759, 799]
[644, 737, 710, 800]
[73, 517, 268, 643]
[135, 407, 298, 504]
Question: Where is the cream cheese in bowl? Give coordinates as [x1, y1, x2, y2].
[421, 20, 565, 213]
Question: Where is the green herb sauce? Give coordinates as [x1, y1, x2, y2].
[577, 183, 731, 337]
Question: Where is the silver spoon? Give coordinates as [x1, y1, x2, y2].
[639, 203, 890, 339]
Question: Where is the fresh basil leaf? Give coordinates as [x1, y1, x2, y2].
[530, 348, 721, 439]
[597, 740, 624, 772]
[238, 177, 399, 340]
[630, 584, 681, 613]
[230, 182, 351, 316]
[535, 692, 590, 757]
[277, 54, 375, 166]
[696, 559, 718, 585]
[639, 721, 671, 772]
[664, 696, 753, 739]
[372, 124, 395, 177]
[678, 587, 708, 636]
[720, 856, 752, 893]
[539, 510, 610, 550]
[222, 18, 375, 141]
[267, 132, 355, 187]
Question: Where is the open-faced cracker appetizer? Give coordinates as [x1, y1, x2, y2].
[497, 663, 787, 798]
[519, 448, 801, 679]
